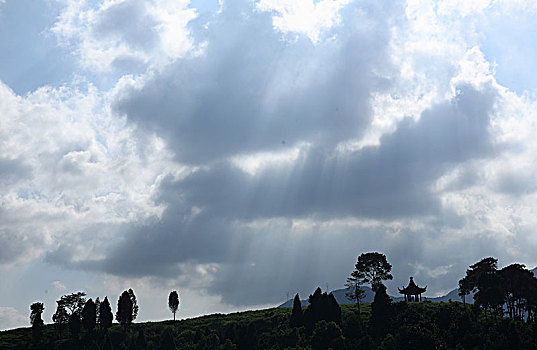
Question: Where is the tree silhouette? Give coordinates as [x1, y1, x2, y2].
[349, 252, 393, 292]
[82, 298, 96, 332]
[458, 277, 471, 306]
[95, 297, 100, 324]
[55, 292, 86, 315]
[460, 257, 503, 318]
[345, 269, 366, 323]
[303, 287, 341, 331]
[99, 296, 113, 330]
[52, 305, 69, 335]
[30, 302, 44, 326]
[128, 288, 139, 320]
[168, 290, 180, 321]
[499, 264, 537, 320]
[69, 311, 81, 340]
[369, 283, 392, 339]
[116, 290, 136, 326]
[30, 302, 44, 341]
[290, 293, 303, 327]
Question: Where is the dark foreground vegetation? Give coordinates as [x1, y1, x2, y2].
[4, 253, 537, 349]
[4, 300, 537, 350]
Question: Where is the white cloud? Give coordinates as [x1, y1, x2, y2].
[256, 0, 352, 43]
[51, 280, 67, 291]
[2, 0, 537, 326]
[52, 0, 197, 72]
[0, 307, 27, 331]
[0, 80, 179, 265]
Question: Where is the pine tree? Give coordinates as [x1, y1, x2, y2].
[82, 298, 96, 332]
[370, 284, 392, 338]
[116, 290, 134, 326]
[69, 312, 81, 340]
[128, 288, 139, 321]
[290, 293, 303, 327]
[95, 297, 101, 324]
[100, 296, 113, 329]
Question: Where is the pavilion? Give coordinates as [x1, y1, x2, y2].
[399, 277, 427, 302]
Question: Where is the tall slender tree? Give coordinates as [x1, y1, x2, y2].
[94, 297, 101, 324]
[290, 293, 303, 327]
[99, 297, 113, 330]
[30, 302, 45, 326]
[168, 291, 180, 321]
[82, 298, 96, 332]
[347, 252, 392, 322]
[128, 288, 139, 321]
[52, 305, 69, 335]
[69, 312, 81, 340]
[116, 290, 134, 326]
[369, 284, 392, 338]
[30, 302, 44, 341]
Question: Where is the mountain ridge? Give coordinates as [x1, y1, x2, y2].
[278, 265, 537, 308]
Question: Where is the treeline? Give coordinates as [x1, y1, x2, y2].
[458, 257, 537, 321]
[12, 252, 537, 349]
[26, 288, 180, 349]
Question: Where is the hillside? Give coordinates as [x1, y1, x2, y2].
[3, 301, 537, 350]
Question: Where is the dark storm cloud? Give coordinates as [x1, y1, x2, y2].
[75, 81, 500, 306]
[112, 0, 402, 164]
[43, 0, 503, 307]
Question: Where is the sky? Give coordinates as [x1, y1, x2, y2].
[1, 0, 537, 330]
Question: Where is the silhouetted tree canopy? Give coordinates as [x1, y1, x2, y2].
[303, 287, 341, 331]
[52, 304, 69, 335]
[128, 288, 139, 320]
[94, 297, 100, 324]
[459, 257, 537, 321]
[370, 283, 392, 338]
[68, 312, 81, 340]
[349, 252, 393, 292]
[30, 302, 44, 326]
[459, 257, 503, 317]
[82, 298, 96, 331]
[30, 302, 44, 341]
[168, 290, 179, 321]
[100, 296, 113, 329]
[290, 293, 303, 327]
[55, 292, 86, 316]
[116, 289, 137, 326]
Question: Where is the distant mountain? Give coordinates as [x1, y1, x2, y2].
[280, 267, 537, 308]
[279, 285, 474, 308]
[279, 286, 403, 308]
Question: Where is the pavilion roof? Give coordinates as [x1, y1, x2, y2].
[398, 277, 427, 295]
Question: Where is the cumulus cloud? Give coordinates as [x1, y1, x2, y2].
[37, 0, 536, 308]
[2, 0, 537, 327]
[52, 0, 197, 72]
[256, 0, 352, 43]
[112, 0, 402, 164]
[0, 80, 177, 266]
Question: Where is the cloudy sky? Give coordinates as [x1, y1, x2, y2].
[1, 0, 537, 330]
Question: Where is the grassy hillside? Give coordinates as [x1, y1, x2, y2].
[2, 301, 537, 350]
